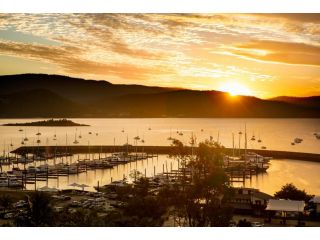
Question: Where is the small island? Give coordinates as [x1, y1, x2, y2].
[2, 119, 89, 127]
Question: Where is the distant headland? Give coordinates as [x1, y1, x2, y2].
[2, 119, 89, 127]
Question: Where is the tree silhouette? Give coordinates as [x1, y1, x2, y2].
[275, 183, 313, 202]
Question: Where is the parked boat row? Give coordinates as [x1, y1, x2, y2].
[223, 152, 271, 172]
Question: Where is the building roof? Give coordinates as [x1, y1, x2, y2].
[252, 191, 273, 200]
[266, 199, 305, 212]
[310, 196, 320, 203]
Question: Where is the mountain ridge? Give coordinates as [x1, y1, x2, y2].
[0, 74, 319, 118]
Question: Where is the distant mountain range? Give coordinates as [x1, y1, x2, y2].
[0, 74, 319, 118]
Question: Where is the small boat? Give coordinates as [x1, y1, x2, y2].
[19, 129, 23, 132]
[179, 132, 183, 136]
[36, 129, 41, 136]
[21, 141, 25, 145]
[261, 146, 267, 149]
[89, 132, 92, 135]
[79, 132, 82, 139]
[291, 142, 295, 145]
[201, 129, 204, 132]
[257, 135, 262, 143]
[294, 138, 303, 144]
[141, 139, 145, 143]
[134, 136, 140, 141]
[36, 139, 41, 144]
[121, 129, 125, 133]
[0, 177, 9, 187]
[148, 127, 151, 130]
[73, 139, 79, 144]
[96, 133, 98, 136]
[238, 131, 242, 135]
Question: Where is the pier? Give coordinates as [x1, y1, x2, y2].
[11, 145, 320, 162]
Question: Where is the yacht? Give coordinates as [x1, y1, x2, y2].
[7, 175, 23, 187]
[0, 177, 9, 187]
[73, 133, 79, 144]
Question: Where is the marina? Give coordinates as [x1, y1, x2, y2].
[0, 118, 320, 194]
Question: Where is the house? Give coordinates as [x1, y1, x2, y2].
[266, 199, 305, 224]
[229, 187, 273, 215]
[310, 195, 320, 214]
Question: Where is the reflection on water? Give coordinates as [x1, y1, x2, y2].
[0, 118, 319, 153]
[19, 155, 179, 192]
[1, 118, 320, 194]
[237, 159, 320, 195]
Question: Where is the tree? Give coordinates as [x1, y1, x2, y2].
[27, 191, 54, 226]
[0, 194, 13, 214]
[274, 183, 313, 202]
[165, 139, 233, 226]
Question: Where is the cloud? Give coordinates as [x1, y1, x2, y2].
[229, 40, 320, 66]
[0, 40, 172, 80]
[253, 14, 320, 23]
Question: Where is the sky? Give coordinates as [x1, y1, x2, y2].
[0, 13, 319, 98]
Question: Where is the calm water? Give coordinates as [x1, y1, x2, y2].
[0, 118, 320, 194]
[238, 159, 320, 195]
[2, 156, 319, 195]
[0, 118, 319, 153]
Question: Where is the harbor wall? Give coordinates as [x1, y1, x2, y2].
[11, 145, 320, 162]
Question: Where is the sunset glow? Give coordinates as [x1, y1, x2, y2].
[218, 81, 253, 96]
[0, 14, 320, 98]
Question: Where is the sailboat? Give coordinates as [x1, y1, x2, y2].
[257, 134, 262, 143]
[36, 128, 41, 136]
[23, 129, 29, 141]
[251, 133, 256, 141]
[73, 130, 79, 144]
[79, 131, 82, 139]
[121, 128, 125, 133]
[167, 129, 173, 140]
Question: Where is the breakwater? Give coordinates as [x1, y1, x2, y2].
[11, 145, 320, 162]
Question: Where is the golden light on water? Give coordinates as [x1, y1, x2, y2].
[218, 81, 253, 96]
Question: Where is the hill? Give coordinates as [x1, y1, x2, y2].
[0, 74, 319, 118]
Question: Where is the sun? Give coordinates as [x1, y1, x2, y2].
[218, 81, 253, 96]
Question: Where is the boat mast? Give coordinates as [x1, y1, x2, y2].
[232, 133, 235, 157]
[244, 124, 247, 158]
